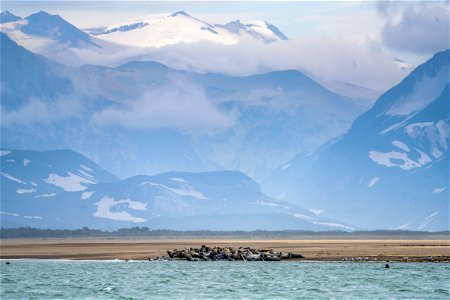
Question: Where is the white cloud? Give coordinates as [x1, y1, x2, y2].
[1, 96, 84, 126]
[92, 77, 234, 131]
[142, 37, 410, 91]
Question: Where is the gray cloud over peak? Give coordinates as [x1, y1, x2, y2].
[378, 1, 449, 55]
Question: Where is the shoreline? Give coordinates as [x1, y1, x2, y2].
[1, 257, 449, 263]
[1, 237, 449, 262]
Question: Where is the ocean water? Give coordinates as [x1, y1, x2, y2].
[1, 260, 449, 299]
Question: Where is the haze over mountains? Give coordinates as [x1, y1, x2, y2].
[1, 10, 448, 231]
[1, 30, 366, 181]
[0, 10, 408, 95]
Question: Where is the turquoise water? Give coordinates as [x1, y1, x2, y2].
[1, 260, 449, 299]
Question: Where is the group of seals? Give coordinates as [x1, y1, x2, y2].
[164, 245, 304, 261]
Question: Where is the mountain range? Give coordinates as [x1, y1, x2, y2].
[1, 149, 354, 231]
[0, 10, 448, 231]
[0, 9, 403, 99]
[0, 10, 288, 68]
[264, 49, 449, 231]
[86, 11, 288, 47]
[1, 31, 367, 182]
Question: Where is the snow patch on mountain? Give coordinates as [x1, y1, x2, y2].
[77, 169, 94, 180]
[1, 10, 22, 23]
[405, 122, 434, 136]
[34, 193, 56, 198]
[171, 177, 189, 183]
[167, 185, 209, 200]
[16, 188, 36, 194]
[395, 223, 411, 230]
[216, 19, 287, 43]
[392, 140, 410, 152]
[140, 181, 208, 200]
[0, 150, 11, 156]
[1, 172, 26, 184]
[368, 150, 431, 170]
[406, 120, 448, 156]
[1, 211, 20, 217]
[81, 191, 95, 200]
[368, 177, 379, 187]
[432, 187, 446, 194]
[291, 213, 312, 221]
[387, 67, 449, 116]
[24, 215, 42, 219]
[245, 20, 288, 41]
[309, 208, 324, 216]
[253, 200, 290, 210]
[94, 196, 147, 222]
[291, 213, 354, 230]
[417, 150, 432, 165]
[280, 163, 291, 171]
[418, 212, 439, 230]
[310, 221, 355, 231]
[80, 165, 93, 172]
[1, 211, 42, 219]
[44, 172, 96, 192]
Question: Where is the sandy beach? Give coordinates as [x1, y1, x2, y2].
[1, 236, 449, 261]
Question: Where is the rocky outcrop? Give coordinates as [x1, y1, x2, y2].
[164, 245, 304, 261]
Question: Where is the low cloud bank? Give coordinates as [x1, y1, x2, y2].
[140, 37, 410, 91]
[92, 78, 234, 132]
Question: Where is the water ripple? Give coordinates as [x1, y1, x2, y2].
[0, 261, 449, 299]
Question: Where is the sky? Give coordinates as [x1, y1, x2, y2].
[2, 1, 449, 90]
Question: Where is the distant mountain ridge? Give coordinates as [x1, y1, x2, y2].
[1, 149, 354, 231]
[0, 10, 21, 23]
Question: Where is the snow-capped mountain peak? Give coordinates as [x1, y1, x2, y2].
[21, 11, 97, 47]
[219, 20, 288, 43]
[88, 11, 288, 48]
[170, 10, 191, 18]
[0, 10, 22, 23]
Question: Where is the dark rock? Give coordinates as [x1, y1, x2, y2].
[160, 245, 304, 262]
